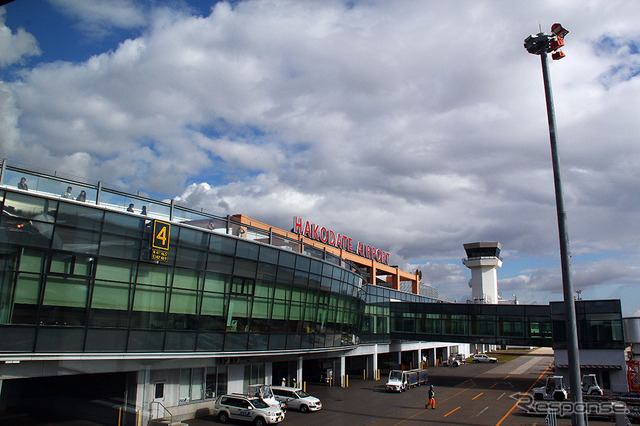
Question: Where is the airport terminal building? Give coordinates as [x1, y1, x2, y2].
[0, 160, 632, 424]
[0, 160, 467, 424]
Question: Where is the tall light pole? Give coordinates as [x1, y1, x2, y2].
[524, 25, 584, 426]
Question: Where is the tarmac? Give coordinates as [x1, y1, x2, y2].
[187, 348, 621, 426]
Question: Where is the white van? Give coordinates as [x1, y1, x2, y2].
[271, 386, 322, 412]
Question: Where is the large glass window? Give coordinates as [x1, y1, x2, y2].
[96, 258, 136, 283]
[172, 268, 201, 291]
[56, 203, 103, 231]
[99, 233, 142, 260]
[205, 366, 228, 399]
[41, 276, 89, 326]
[19, 248, 45, 273]
[8, 272, 40, 325]
[53, 226, 101, 254]
[136, 263, 171, 287]
[90, 280, 130, 327]
[204, 272, 229, 293]
[227, 296, 250, 332]
[49, 252, 94, 276]
[43, 276, 89, 308]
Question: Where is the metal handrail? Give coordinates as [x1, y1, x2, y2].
[150, 401, 172, 424]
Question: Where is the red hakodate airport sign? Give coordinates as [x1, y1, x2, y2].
[293, 216, 390, 265]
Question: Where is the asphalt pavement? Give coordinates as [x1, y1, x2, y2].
[186, 348, 619, 426]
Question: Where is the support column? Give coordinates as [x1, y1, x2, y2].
[418, 348, 422, 369]
[297, 357, 303, 388]
[369, 264, 376, 285]
[397, 351, 402, 369]
[340, 355, 346, 387]
[373, 344, 379, 379]
[265, 362, 273, 386]
[392, 269, 400, 291]
[136, 368, 150, 425]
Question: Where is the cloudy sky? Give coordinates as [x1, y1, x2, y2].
[1, 0, 639, 314]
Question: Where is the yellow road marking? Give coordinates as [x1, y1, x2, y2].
[495, 362, 553, 426]
[444, 406, 461, 417]
[391, 379, 475, 426]
[472, 392, 483, 400]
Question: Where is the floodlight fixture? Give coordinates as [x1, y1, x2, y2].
[551, 23, 569, 38]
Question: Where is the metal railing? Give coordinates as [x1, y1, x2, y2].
[150, 401, 172, 424]
[0, 158, 363, 274]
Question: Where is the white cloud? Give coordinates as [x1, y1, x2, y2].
[50, 0, 147, 35]
[3, 0, 640, 312]
[0, 8, 40, 67]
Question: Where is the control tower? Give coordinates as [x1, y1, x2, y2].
[462, 242, 502, 304]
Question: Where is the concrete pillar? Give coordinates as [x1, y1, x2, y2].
[397, 351, 402, 369]
[374, 344, 379, 375]
[297, 357, 303, 388]
[265, 362, 273, 385]
[340, 355, 346, 387]
[418, 348, 422, 369]
[136, 368, 150, 425]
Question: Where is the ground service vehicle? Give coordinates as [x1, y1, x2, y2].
[212, 394, 285, 425]
[581, 374, 604, 396]
[532, 376, 569, 401]
[443, 354, 466, 367]
[385, 369, 428, 392]
[533, 374, 604, 401]
[271, 386, 322, 412]
[472, 353, 498, 363]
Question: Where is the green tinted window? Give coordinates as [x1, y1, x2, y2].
[43, 276, 88, 307]
[252, 298, 271, 319]
[133, 284, 167, 312]
[92, 280, 130, 310]
[272, 300, 288, 320]
[19, 248, 45, 273]
[169, 289, 198, 314]
[173, 268, 201, 290]
[96, 258, 135, 282]
[254, 280, 273, 298]
[201, 293, 225, 316]
[14, 273, 41, 304]
[137, 263, 171, 287]
[204, 273, 229, 293]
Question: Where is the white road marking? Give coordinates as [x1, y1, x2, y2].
[476, 406, 489, 417]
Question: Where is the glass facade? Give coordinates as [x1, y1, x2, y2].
[0, 162, 626, 354]
[550, 300, 625, 350]
[390, 302, 554, 347]
[0, 189, 365, 353]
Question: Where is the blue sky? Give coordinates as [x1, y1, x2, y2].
[1, 0, 640, 315]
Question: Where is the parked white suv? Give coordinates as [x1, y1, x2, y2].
[472, 353, 497, 363]
[271, 386, 322, 412]
[212, 394, 285, 425]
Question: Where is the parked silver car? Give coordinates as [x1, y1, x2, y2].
[472, 353, 497, 363]
[271, 386, 322, 412]
[212, 394, 285, 425]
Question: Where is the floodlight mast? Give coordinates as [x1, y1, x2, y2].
[524, 25, 585, 426]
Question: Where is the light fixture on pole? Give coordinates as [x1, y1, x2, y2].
[524, 24, 584, 426]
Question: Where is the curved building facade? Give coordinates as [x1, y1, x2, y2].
[0, 160, 456, 425]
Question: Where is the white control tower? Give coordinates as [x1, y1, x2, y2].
[462, 242, 502, 304]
